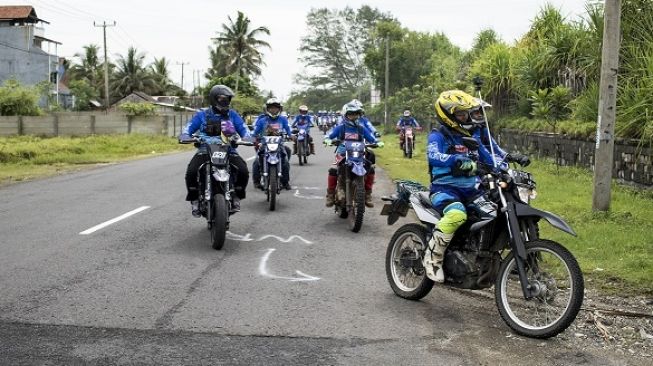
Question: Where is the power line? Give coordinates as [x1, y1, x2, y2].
[94, 21, 116, 110]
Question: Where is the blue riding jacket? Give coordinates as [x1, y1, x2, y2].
[181, 108, 250, 154]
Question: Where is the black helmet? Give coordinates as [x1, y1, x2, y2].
[209, 84, 234, 113]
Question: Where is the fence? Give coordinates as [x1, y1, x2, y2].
[497, 129, 653, 187]
[0, 112, 194, 138]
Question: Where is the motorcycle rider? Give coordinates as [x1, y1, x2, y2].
[292, 105, 316, 155]
[252, 97, 293, 191]
[179, 84, 251, 215]
[424, 90, 530, 283]
[396, 109, 421, 149]
[324, 101, 384, 208]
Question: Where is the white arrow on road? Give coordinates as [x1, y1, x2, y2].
[259, 248, 320, 282]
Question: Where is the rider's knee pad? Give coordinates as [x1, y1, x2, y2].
[328, 168, 338, 176]
[438, 202, 467, 234]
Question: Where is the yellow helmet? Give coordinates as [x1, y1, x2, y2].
[434, 90, 487, 136]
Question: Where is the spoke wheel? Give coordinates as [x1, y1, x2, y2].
[385, 223, 434, 300]
[495, 240, 584, 338]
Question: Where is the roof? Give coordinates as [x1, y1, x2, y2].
[0, 6, 48, 24]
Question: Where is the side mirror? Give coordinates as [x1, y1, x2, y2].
[461, 136, 479, 151]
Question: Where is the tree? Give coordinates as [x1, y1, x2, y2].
[69, 44, 104, 99]
[0, 79, 43, 116]
[68, 79, 99, 111]
[298, 6, 393, 92]
[149, 57, 175, 95]
[213, 11, 270, 94]
[205, 46, 231, 80]
[111, 47, 156, 99]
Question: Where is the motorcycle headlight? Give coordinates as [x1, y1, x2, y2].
[517, 186, 537, 203]
[267, 143, 279, 152]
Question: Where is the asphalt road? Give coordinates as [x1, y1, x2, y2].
[0, 139, 642, 365]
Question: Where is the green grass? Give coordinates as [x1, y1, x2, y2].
[376, 134, 653, 295]
[0, 134, 192, 184]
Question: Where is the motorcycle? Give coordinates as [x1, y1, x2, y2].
[295, 128, 310, 166]
[329, 139, 378, 233]
[402, 126, 415, 159]
[381, 137, 584, 338]
[180, 134, 253, 250]
[257, 135, 287, 211]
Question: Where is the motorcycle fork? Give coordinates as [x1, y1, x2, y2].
[205, 164, 212, 222]
[504, 201, 534, 299]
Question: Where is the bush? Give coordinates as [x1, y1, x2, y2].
[0, 79, 43, 116]
[118, 102, 157, 116]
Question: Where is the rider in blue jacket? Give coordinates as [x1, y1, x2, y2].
[323, 101, 384, 208]
[424, 90, 530, 283]
[179, 85, 251, 214]
[291, 105, 315, 155]
[251, 98, 293, 191]
[396, 109, 421, 150]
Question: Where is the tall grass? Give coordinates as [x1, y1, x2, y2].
[375, 134, 653, 295]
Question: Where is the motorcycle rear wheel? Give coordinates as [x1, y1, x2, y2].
[385, 223, 434, 300]
[210, 194, 228, 250]
[495, 239, 584, 338]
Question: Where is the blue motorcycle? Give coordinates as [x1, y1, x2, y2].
[258, 135, 286, 211]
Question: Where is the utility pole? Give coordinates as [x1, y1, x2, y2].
[94, 21, 116, 111]
[176, 61, 189, 94]
[592, 0, 622, 212]
[384, 36, 390, 133]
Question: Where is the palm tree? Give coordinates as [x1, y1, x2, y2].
[213, 11, 271, 93]
[205, 46, 231, 80]
[69, 44, 103, 94]
[111, 47, 156, 98]
[150, 57, 173, 95]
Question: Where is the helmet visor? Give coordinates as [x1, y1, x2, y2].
[215, 95, 230, 108]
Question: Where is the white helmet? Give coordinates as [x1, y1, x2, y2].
[265, 98, 283, 118]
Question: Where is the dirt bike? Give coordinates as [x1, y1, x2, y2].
[257, 135, 288, 211]
[381, 137, 584, 338]
[295, 128, 310, 166]
[330, 139, 378, 233]
[402, 126, 415, 158]
[180, 135, 253, 250]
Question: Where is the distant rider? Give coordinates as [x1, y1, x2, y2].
[252, 98, 293, 191]
[396, 109, 421, 149]
[292, 105, 316, 155]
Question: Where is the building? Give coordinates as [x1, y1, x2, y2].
[0, 5, 63, 106]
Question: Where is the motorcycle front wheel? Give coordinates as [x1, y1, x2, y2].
[348, 176, 365, 232]
[268, 165, 278, 211]
[385, 223, 434, 300]
[495, 239, 584, 338]
[210, 194, 228, 250]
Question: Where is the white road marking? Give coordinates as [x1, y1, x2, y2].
[291, 186, 321, 190]
[79, 206, 150, 235]
[246, 155, 256, 161]
[293, 189, 324, 200]
[226, 231, 313, 245]
[259, 248, 320, 282]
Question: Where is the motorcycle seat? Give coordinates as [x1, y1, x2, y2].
[417, 191, 441, 219]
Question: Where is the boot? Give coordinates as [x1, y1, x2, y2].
[422, 230, 453, 283]
[310, 142, 315, 155]
[325, 188, 336, 207]
[364, 174, 375, 208]
[293, 142, 297, 155]
[191, 200, 201, 218]
[230, 196, 241, 213]
[336, 174, 346, 203]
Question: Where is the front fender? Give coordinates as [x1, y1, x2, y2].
[514, 203, 576, 236]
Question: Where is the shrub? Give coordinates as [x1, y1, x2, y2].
[0, 79, 43, 116]
[118, 102, 157, 116]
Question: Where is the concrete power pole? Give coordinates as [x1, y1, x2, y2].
[384, 36, 390, 133]
[592, 0, 622, 212]
[176, 61, 189, 94]
[94, 21, 116, 110]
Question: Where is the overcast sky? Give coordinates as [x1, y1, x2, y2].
[5, 0, 591, 99]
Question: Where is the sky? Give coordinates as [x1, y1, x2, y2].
[3, 0, 591, 100]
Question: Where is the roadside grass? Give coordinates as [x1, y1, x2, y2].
[0, 134, 192, 184]
[375, 134, 653, 296]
